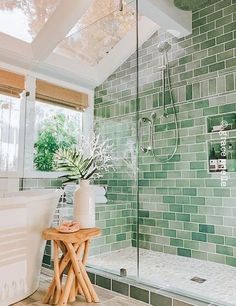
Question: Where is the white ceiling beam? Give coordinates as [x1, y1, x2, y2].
[0, 33, 33, 60]
[31, 0, 92, 62]
[43, 52, 98, 88]
[136, 0, 192, 38]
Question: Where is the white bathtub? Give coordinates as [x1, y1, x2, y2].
[0, 189, 63, 306]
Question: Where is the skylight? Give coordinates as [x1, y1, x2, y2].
[55, 0, 136, 66]
[0, 0, 61, 42]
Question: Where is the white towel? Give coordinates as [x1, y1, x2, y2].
[95, 195, 107, 204]
[0, 199, 28, 303]
[91, 185, 107, 196]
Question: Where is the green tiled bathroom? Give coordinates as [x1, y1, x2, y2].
[0, 0, 236, 306]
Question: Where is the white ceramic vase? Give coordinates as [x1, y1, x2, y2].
[73, 179, 95, 229]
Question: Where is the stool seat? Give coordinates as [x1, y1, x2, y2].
[42, 227, 101, 306]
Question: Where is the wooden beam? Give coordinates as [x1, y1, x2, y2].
[32, 0, 92, 61]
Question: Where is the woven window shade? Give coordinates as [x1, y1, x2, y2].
[36, 79, 88, 111]
[0, 69, 25, 98]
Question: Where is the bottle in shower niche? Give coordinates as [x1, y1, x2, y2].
[209, 147, 218, 172]
[218, 153, 227, 171]
[218, 143, 227, 171]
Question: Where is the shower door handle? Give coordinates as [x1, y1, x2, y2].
[138, 117, 152, 153]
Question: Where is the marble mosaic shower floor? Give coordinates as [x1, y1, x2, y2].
[88, 247, 236, 306]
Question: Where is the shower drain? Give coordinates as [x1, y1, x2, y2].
[191, 276, 207, 283]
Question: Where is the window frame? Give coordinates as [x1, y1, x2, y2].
[0, 92, 25, 178]
[0, 73, 94, 179]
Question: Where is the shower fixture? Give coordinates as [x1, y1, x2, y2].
[157, 41, 171, 54]
[119, 0, 124, 11]
[138, 117, 152, 153]
[138, 41, 179, 163]
[174, 0, 208, 11]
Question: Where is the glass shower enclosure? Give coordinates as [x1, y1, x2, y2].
[88, 1, 236, 306]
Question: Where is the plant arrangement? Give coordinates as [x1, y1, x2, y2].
[55, 134, 114, 183]
[34, 113, 78, 171]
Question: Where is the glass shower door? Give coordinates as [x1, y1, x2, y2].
[85, 0, 140, 281]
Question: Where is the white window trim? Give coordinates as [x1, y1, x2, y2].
[0, 71, 94, 179]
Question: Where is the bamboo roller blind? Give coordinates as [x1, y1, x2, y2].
[36, 79, 88, 111]
[0, 69, 25, 98]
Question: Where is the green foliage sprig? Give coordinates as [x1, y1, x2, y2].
[55, 134, 114, 183]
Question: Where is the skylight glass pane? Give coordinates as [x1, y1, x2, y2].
[0, 0, 61, 42]
[55, 0, 136, 66]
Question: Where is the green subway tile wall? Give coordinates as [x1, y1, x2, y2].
[94, 0, 236, 266]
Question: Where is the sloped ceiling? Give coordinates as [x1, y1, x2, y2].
[0, 0, 191, 89]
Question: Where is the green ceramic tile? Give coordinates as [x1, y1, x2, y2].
[96, 275, 111, 290]
[203, 106, 218, 116]
[225, 39, 236, 50]
[208, 234, 224, 245]
[201, 38, 215, 50]
[209, 61, 225, 72]
[226, 74, 234, 91]
[225, 237, 236, 247]
[194, 67, 208, 76]
[170, 204, 183, 212]
[190, 162, 205, 170]
[163, 229, 177, 237]
[224, 21, 236, 33]
[170, 238, 183, 247]
[216, 32, 233, 44]
[219, 103, 235, 113]
[177, 248, 191, 257]
[177, 213, 190, 222]
[207, 27, 224, 39]
[216, 245, 233, 256]
[163, 196, 176, 203]
[181, 119, 194, 128]
[183, 188, 197, 196]
[130, 286, 149, 304]
[184, 205, 198, 214]
[226, 57, 236, 68]
[184, 222, 198, 231]
[201, 55, 216, 66]
[207, 10, 223, 22]
[151, 292, 172, 306]
[192, 232, 207, 242]
[186, 84, 192, 101]
[163, 212, 176, 220]
[226, 257, 236, 267]
[216, 15, 232, 27]
[192, 250, 207, 261]
[199, 224, 215, 234]
[112, 280, 129, 295]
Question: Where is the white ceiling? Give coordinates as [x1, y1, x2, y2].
[0, 0, 191, 90]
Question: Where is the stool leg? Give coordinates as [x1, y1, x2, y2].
[53, 241, 61, 304]
[78, 261, 99, 302]
[82, 240, 90, 264]
[58, 264, 75, 306]
[68, 276, 76, 303]
[65, 242, 92, 303]
[43, 243, 79, 304]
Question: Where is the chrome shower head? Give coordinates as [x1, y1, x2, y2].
[157, 41, 171, 53]
[174, 0, 208, 11]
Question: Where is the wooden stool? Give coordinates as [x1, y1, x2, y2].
[42, 227, 101, 306]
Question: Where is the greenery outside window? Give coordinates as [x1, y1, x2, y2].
[33, 101, 82, 172]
